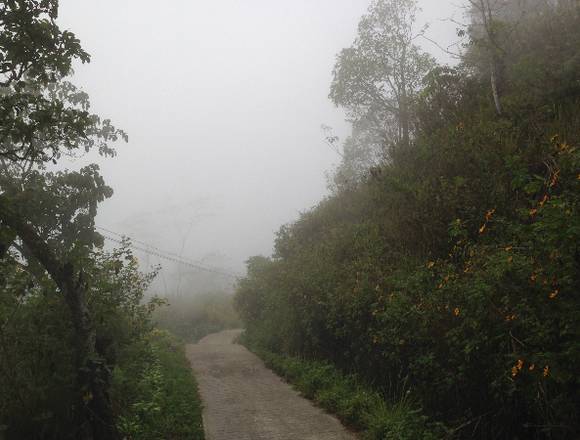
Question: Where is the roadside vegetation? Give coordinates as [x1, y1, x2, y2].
[236, 1, 580, 439]
[154, 291, 240, 343]
[113, 329, 204, 440]
[242, 336, 445, 439]
[0, 2, 204, 439]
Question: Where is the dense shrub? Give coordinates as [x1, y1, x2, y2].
[0, 246, 205, 439]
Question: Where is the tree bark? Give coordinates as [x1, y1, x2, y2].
[0, 195, 120, 440]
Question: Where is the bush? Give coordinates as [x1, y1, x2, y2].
[112, 329, 204, 440]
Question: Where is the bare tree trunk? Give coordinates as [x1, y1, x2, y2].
[471, 0, 505, 116]
[399, 46, 411, 147]
[490, 58, 503, 115]
[0, 196, 120, 440]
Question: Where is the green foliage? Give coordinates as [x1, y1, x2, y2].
[241, 337, 445, 440]
[236, 3, 580, 439]
[330, 0, 435, 158]
[0, 244, 206, 439]
[112, 330, 204, 440]
[0, 245, 147, 438]
[154, 291, 240, 343]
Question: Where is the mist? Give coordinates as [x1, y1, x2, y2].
[57, 0, 461, 294]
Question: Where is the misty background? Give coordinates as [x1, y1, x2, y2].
[57, 0, 461, 295]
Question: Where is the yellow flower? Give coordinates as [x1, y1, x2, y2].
[453, 307, 460, 317]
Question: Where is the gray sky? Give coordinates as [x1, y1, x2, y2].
[58, 0, 463, 293]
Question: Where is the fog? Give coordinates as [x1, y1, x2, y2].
[58, 0, 462, 294]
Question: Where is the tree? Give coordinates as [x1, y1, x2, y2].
[327, 121, 385, 192]
[466, 0, 508, 115]
[330, 0, 435, 151]
[0, 1, 126, 438]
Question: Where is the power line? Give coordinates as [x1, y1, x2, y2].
[96, 226, 207, 265]
[97, 227, 241, 280]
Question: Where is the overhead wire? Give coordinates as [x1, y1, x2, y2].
[96, 227, 241, 280]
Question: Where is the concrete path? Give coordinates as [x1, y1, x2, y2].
[186, 330, 357, 440]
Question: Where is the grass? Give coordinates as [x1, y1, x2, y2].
[112, 329, 205, 439]
[240, 336, 446, 440]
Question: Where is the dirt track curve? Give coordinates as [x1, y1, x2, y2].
[186, 330, 357, 440]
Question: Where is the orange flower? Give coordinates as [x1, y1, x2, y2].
[485, 208, 496, 221]
[512, 359, 525, 377]
[549, 289, 559, 299]
[558, 142, 570, 152]
[453, 307, 460, 317]
[543, 366, 550, 377]
[549, 170, 560, 188]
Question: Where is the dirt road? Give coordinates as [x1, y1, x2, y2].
[186, 330, 357, 440]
